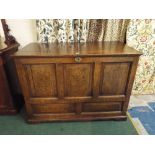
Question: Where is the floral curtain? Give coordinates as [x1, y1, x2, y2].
[127, 19, 155, 94]
[36, 19, 129, 43]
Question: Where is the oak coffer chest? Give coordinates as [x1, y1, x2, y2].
[13, 42, 141, 123]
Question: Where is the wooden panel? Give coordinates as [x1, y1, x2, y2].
[0, 66, 8, 108]
[64, 63, 93, 97]
[13, 42, 142, 57]
[0, 58, 13, 109]
[30, 111, 126, 123]
[18, 57, 135, 65]
[92, 63, 101, 97]
[32, 103, 75, 114]
[29, 95, 125, 104]
[24, 64, 57, 97]
[56, 64, 64, 98]
[0, 44, 19, 114]
[122, 58, 140, 113]
[82, 102, 122, 112]
[100, 62, 130, 95]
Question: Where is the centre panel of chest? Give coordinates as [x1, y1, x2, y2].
[63, 63, 94, 97]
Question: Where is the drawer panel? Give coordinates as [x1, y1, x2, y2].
[32, 103, 75, 114]
[82, 102, 122, 113]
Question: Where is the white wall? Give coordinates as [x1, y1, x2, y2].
[6, 19, 37, 48]
[0, 22, 5, 37]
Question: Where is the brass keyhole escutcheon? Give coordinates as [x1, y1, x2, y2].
[75, 57, 82, 63]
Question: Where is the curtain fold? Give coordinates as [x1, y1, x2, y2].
[36, 19, 129, 43]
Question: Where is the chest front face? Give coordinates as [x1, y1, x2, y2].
[13, 43, 141, 123]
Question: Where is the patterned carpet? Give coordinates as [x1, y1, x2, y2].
[128, 95, 155, 135]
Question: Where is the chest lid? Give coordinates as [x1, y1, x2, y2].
[13, 41, 142, 58]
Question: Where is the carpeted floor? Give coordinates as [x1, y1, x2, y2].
[0, 112, 137, 135]
[129, 95, 155, 135]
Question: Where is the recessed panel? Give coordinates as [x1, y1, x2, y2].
[64, 63, 93, 97]
[100, 62, 130, 95]
[82, 102, 122, 112]
[32, 103, 75, 114]
[25, 64, 57, 97]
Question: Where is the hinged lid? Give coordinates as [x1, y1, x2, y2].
[13, 41, 142, 58]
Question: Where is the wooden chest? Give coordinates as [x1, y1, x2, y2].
[13, 42, 141, 123]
